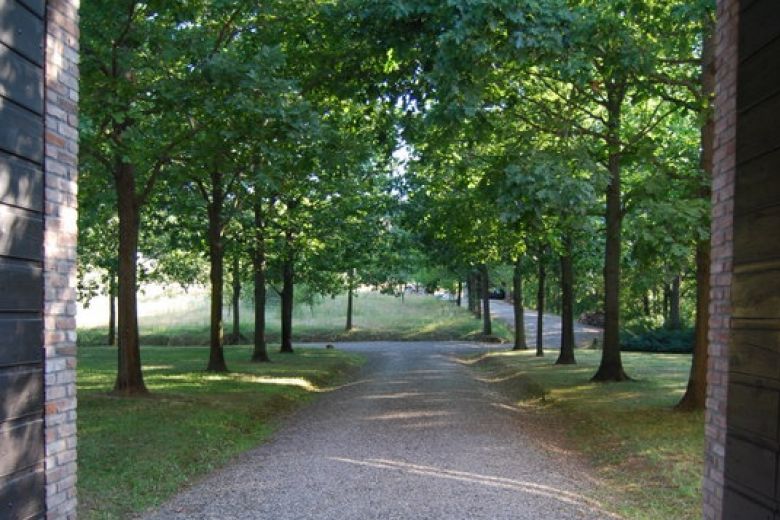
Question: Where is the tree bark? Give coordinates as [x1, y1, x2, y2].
[556, 238, 576, 364]
[230, 255, 241, 344]
[642, 292, 651, 316]
[667, 274, 682, 329]
[251, 200, 269, 362]
[592, 84, 630, 381]
[678, 21, 714, 411]
[346, 270, 355, 331]
[481, 264, 491, 336]
[108, 270, 116, 346]
[114, 163, 148, 395]
[663, 283, 670, 323]
[536, 257, 545, 357]
[206, 170, 228, 372]
[512, 257, 527, 351]
[474, 272, 484, 320]
[280, 228, 295, 353]
[456, 280, 462, 307]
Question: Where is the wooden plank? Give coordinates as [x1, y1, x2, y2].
[733, 204, 780, 266]
[0, 42, 43, 114]
[738, 91, 780, 165]
[0, 97, 43, 163]
[0, 152, 42, 212]
[0, 0, 44, 66]
[740, 1, 780, 61]
[730, 329, 780, 384]
[723, 486, 774, 520]
[725, 434, 777, 501]
[0, 367, 42, 422]
[0, 259, 41, 312]
[0, 205, 42, 261]
[739, 35, 780, 111]
[0, 468, 44, 520]
[728, 382, 780, 441]
[0, 418, 43, 478]
[735, 147, 780, 217]
[0, 316, 41, 366]
[732, 268, 780, 320]
[16, 0, 44, 18]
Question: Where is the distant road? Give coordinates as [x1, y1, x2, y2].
[488, 300, 603, 349]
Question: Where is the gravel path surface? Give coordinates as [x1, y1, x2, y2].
[144, 342, 616, 520]
[489, 300, 603, 348]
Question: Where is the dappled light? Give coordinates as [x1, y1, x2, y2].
[329, 457, 619, 518]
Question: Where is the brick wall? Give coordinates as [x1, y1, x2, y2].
[703, 1, 738, 518]
[43, 0, 80, 518]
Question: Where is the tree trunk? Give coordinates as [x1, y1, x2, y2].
[663, 283, 670, 323]
[643, 292, 651, 316]
[556, 238, 576, 365]
[592, 85, 630, 381]
[474, 272, 484, 320]
[512, 257, 527, 351]
[456, 280, 462, 307]
[678, 22, 714, 410]
[468, 274, 476, 313]
[280, 231, 295, 353]
[667, 274, 681, 329]
[481, 264, 491, 336]
[206, 171, 228, 372]
[114, 163, 147, 395]
[346, 270, 354, 331]
[230, 255, 241, 344]
[108, 270, 116, 346]
[251, 200, 269, 362]
[536, 257, 545, 357]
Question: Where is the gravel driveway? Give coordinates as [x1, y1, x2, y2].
[144, 342, 616, 520]
[489, 300, 603, 348]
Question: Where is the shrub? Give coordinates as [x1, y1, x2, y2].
[620, 327, 694, 354]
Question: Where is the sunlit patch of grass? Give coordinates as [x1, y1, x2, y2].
[77, 346, 365, 520]
[78, 292, 513, 346]
[467, 349, 703, 520]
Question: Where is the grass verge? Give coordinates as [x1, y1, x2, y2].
[77, 345, 365, 519]
[465, 349, 703, 520]
[79, 292, 513, 346]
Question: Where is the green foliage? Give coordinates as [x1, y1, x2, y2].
[621, 327, 694, 354]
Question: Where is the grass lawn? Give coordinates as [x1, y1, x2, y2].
[78, 292, 513, 346]
[465, 349, 703, 520]
[77, 345, 365, 519]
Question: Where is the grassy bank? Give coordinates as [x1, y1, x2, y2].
[78, 346, 364, 519]
[79, 292, 512, 346]
[465, 349, 703, 520]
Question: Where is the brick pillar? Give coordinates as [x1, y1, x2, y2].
[703, 1, 738, 519]
[43, 0, 80, 518]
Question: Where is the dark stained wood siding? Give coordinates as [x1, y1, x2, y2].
[0, 0, 45, 517]
[725, 1, 780, 518]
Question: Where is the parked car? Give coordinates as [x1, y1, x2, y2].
[488, 288, 506, 300]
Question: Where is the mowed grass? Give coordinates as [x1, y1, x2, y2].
[466, 349, 703, 520]
[79, 291, 512, 346]
[77, 346, 365, 519]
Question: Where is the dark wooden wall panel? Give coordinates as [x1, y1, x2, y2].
[0, 260, 41, 312]
[0, 317, 42, 366]
[726, 1, 780, 517]
[0, 152, 43, 211]
[0, 469, 45, 519]
[0, 43, 43, 114]
[0, 205, 42, 261]
[0, 98, 43, 163]
[0, 368, 42, 422]
[0, 0, 44, 65]
[0, 418, 44, 477]
[0, 1, 45, 516]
